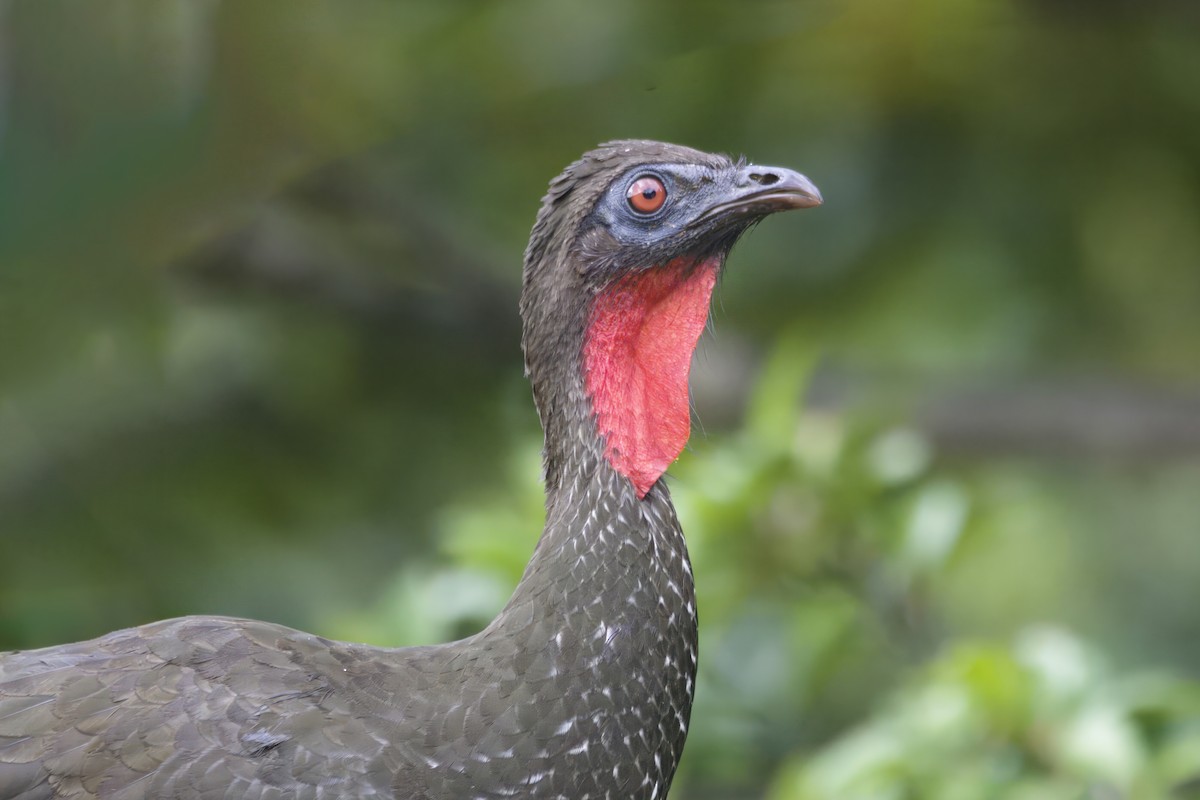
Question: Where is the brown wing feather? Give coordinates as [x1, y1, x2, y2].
[0, 617, 405, 800]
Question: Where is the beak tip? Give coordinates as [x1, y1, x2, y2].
[792, 173, 823, 208]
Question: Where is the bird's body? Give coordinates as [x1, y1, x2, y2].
[0, 141, 819, 799]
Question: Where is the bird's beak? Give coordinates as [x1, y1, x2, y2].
[733, 164, 823, 210]
[692, 164, 822, 226]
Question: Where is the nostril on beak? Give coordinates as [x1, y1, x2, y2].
[748, 172, 780, 186]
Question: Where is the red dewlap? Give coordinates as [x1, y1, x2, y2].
[583, 257, 720, 497]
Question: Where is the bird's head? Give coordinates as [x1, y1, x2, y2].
[521, 140, 821, 498]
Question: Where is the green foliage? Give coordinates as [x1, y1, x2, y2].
[772, 631, 1200, 799]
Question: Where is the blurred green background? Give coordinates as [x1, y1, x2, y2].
[2, 1, 1199, 797]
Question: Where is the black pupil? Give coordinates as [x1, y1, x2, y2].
[642, 187, 657, 199]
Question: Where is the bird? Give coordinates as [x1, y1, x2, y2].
[0, 140, 821, 800]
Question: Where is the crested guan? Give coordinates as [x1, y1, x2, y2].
[0, 140, 820, 799]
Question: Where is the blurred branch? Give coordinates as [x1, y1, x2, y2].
[805, 370, 1200, 460]
[918, 379, 1200, 460]
[2, 155, 529, 518]
[696, 341, 1200, 460]
[174, 155, 520, 352]
[0, 363, 251, 514]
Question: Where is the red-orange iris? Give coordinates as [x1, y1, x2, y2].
[626, 176, 666, 214]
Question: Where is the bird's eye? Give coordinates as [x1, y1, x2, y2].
[626, 176, 667, 215]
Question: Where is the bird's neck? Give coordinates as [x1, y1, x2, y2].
[468, 257, 714, 793]
[531, 255, 720, 500]
[510, 436, 696, 616]
[506, 252, 717, 645]
[479, 449, 696, 794]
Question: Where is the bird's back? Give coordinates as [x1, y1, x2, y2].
[0, 616, 424, 799]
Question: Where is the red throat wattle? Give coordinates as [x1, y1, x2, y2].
[583, 256, 721, 498]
